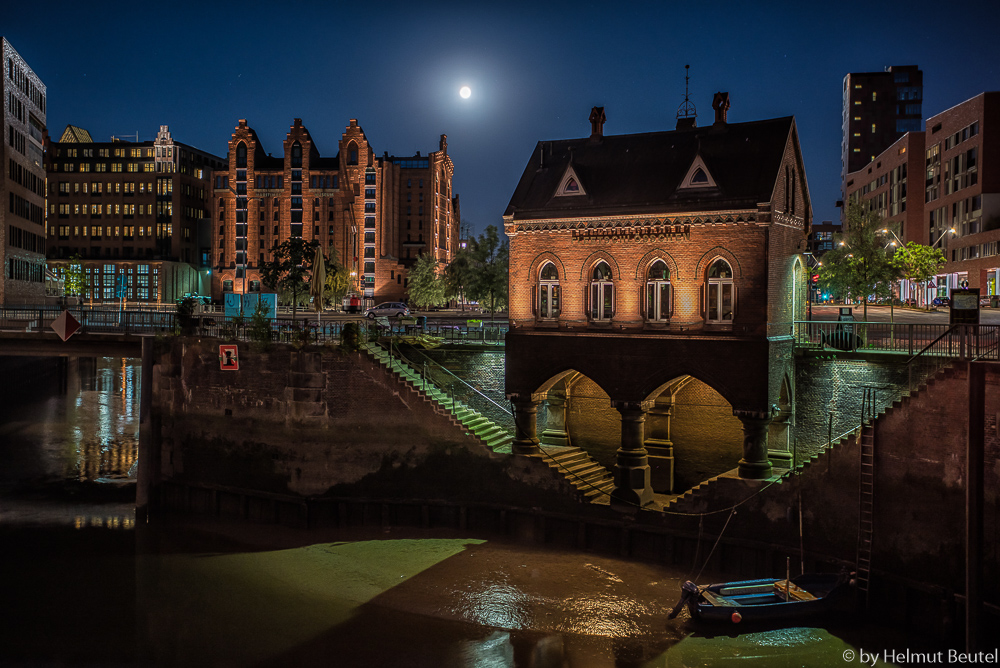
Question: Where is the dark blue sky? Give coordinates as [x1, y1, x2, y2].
[7, 0, 1000, 236]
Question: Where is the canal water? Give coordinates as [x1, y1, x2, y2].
[0, 356, 910, 667]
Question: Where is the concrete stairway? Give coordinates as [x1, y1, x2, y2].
[536, 444, 615, 503]
[364, 343, 513, 453]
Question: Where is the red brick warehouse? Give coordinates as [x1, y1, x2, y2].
[212, 119, 459, 307]
[504, 94, 812, 509]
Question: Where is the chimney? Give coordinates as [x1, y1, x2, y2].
[589, 106, 606, 139]
[712, 92, 730, 125]
[439, 134, 448, 153]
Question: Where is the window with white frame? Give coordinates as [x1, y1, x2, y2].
[706, 258, 734, 323]
[538, 262, 560, 318]
[645, 260, 671, 321]
[589, 262, 614, 321]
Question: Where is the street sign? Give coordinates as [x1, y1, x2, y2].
[219, 344, 239, 370]
[50, 310, 81, 342]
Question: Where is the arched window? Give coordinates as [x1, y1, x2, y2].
[347, 141, 358, 165]
[235, 142, 247, 169]
[589, 262, 614, 321]
[291, 142, 302, 168]
[538, 262, 560, 319]
[706, 258, 734, 323]
[645, 260, 671, 321]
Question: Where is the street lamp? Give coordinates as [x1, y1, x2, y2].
[931, 227, 956, 249]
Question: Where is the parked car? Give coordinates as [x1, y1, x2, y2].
[932, 297, 950, 307]
[365, 302, 410, 319]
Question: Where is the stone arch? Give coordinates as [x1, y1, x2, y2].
[641, 373, 744, 493]
[633, 249, 680, 280]
[695, 246, 742, 278]
[527, 251, 567, 284]
[577, 250, 621, 281]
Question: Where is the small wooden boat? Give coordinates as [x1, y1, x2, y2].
[669, 572, 850, 624]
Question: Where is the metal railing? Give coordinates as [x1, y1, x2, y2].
[392, 343, 514, 435]
[793, 321, 999, 360]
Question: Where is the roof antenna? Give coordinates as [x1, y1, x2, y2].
[677, 64, 696, 121]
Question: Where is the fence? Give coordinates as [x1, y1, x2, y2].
[793, 321, 1000, 361]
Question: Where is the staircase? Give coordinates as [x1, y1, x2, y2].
[364, 342, 513, 453]
[536, 445, 615, 502]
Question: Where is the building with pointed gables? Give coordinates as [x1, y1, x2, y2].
[503, 95, 812, 509]
[211, 119, 459, 306]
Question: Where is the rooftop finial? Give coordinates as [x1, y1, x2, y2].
[677, 64, 696, 120]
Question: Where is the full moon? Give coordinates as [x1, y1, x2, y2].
[460, 86, 471, 99]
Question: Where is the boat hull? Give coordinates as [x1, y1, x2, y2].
[691, 574, 847, 624]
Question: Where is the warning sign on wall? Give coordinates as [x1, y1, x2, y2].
[219, 345, 239, 370]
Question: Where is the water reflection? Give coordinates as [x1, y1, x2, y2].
[0, 356, 139, 485]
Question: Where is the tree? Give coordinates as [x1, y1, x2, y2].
[893, 241, 946, 308]
[444, 246, 474, 310]
[258, 238, 319, 320]
[406, 253, 447, 310]
[467, 225, 509, 319]
[63, 254, 88, 298]
[323, 246, 352, 308]
[816, 203, 899, 321]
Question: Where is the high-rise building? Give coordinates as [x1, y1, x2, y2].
[1, 37, 47, 305]
[45, 125, 225, 303]
[845, 91, 1000, 301]
[211, 118, 459, 307]
[841, 65, 922, 198]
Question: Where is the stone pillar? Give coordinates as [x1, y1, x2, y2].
[735, 411, 773, 480]
[644, 395, 675, 494]
[768, 407, 793, 469]
[508, 392, 546, 455]
[610, 400, 656, 509]
[539, 390, 570, 447]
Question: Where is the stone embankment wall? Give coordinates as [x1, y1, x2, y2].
[151, 339, 581, 510]
[672, 362, 999, 624]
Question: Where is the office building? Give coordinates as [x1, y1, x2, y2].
[45, 125, 224, 303]
[2, 37, 47, 304]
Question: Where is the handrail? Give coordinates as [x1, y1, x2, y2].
[391, 341, 512, 418]
[904, 324, 959, 366]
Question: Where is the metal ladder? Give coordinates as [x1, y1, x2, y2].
[855, 386, 878, 608]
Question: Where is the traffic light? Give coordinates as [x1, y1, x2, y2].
[812, 274, 820, 284]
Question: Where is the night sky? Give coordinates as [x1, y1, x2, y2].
[6, 0, 1000, 236]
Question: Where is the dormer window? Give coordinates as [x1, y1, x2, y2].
[678, 155, 717, 190]
[555, 165, 587, 197]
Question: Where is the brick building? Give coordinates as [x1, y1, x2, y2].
[504, 96, 812, 508]
[211, 118, 458, 306]
[2, 37, 47, 305]
[846, 92, 1000, 301]
[45, 125, 224, 303]
[841, 65, 922, 205]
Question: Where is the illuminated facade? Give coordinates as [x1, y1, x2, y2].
[1, 37, 47, 305]
[841, 66, 923, 198]
[211, 118, 458, 305]
[846, 92, 1000, 299]
[504, 97, 812, 506]
[45, 125, 224, 303]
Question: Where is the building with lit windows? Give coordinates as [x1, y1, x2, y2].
[44, 125, 224, 303]
[211, 118, 458, 307]
[845, 91, 1000, 301]
[841, 65, 922, 199]
[503, 96, 812, 507]
[2, 37, 47, 305]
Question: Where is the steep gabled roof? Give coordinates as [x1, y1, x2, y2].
[504, 116, 795, 220]
[59, 125, 93, 143]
